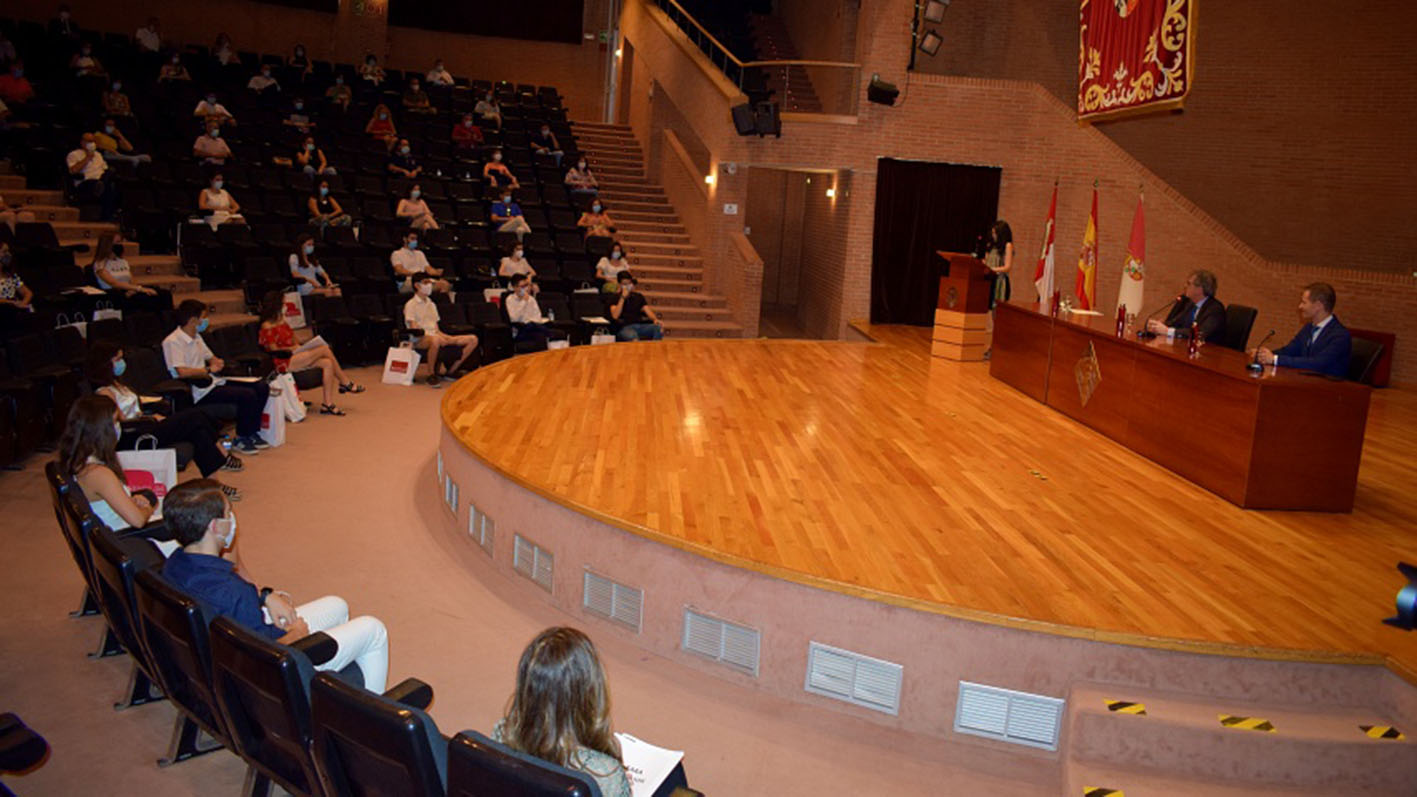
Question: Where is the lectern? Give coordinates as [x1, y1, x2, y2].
[931, 251, 994, 361]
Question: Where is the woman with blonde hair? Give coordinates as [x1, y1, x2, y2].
[494, 627, 631, 797]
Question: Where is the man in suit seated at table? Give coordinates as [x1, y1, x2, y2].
[1145, 269, 1226, 343]
[1253, 282, 1351, 377]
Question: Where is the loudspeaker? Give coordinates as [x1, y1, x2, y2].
[754, 102, 781, 137]
[731, 103, 757, 136]
[867, 78, 899, 106]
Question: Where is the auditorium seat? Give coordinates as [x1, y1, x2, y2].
[446, 730, 600, 797]
[1221, 304, 1258, 351]
[309, 671, 445, 797]
[1348, 338, 1384, 385]
[44, 462, 103, 622]
[87, 525, 168, 710]
[5, 332, 79, 438]
[0, 714, 49, 779]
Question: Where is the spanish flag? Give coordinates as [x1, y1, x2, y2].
[1075, 185, 1099, 310]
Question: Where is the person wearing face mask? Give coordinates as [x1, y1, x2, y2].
[161, 479, 391, 690]
[60, 396, 175, 545]
[390, 231, 450, 293]
[365, 103, 396, 139]
[87, 342, 244, 488]
[92, 233, 170, 311]
[503, 274, 555, 349]
[0, 243, 35, 314]
[193, 122, 233, 165]
[578, 201, 615, 239]
[288, 234, 340, 297]
[491, 190, 531, 241]
[258, 291, 362, 415]
[308, 180, 351, 230]
[426, 59, 454, 86]
[402, 78, 435, 115]
[198, 173, 243, 228]
[284, 98, 317, 134]
[395, 183, 438, 230]
[532, 125, 564, 166]
[474, 91, 502, 129]
[451, 113, 485, 149]
[0, 61, 35, 106]
[135, 17, 162, 53]
[404, 275, 478, 387]
[595, 242, 629, 294]
[193, 92, 236, 126]
[70, 41, 107, 79]
[564, 158, 599, 199]
[163, 300, 271, 455]
[102, 80, 131, 117]
[289, 43, 311, 77]
[498, 243, 539, 292]
[66, 132, 118, 221]
[610, 271, 663, 341]
[482, 148, 519, 190]
[324, 74, 352, 110]
[295, 136, 334, 175]
[50, 5, 81, 42]
[158, 53, 191, 83]
[213, 33, 236, 66]
[387, 138, 422, 178]
[93, 118, 151, 165]
[360, 53, 386, 85]
[247, 65, 281, 94]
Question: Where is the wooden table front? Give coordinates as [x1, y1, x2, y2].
[990, 301, 1371, 511]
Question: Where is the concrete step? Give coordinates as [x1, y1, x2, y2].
[618, 232, 693, 246]
[131, 273, 202, 294]
[53, 220, 118, 241]
[14, 204, 78, 222]
[207, 311, 258, 331]
[122, 255, 183, 276]
[621, 240, 699, 256]
[641, 290, 726, 309]
[625, 251, 703, 267]
[614, 220, 687, 235]
[654, 305, 735, 323]
[5, 189, 64, 207]
[634, 276, 705, 294]
[608, 208, 677, 224]
[570, 122, 635, 136]
[662, 319, 743, 339]
[196, 289, 248, 314]
[628, 264, 704, 280]
[68, 240, 144, 261]
[0, 174, 25, 191]
[1062, 761, 1365, 797]
[580, 145, 643, 159]
[599, 188, 668, 203]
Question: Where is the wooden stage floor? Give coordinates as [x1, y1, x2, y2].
[442, 324, 1417, 680]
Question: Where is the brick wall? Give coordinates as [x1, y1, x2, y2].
[746, 167, 809, 307]
[796, 170, 853, 339]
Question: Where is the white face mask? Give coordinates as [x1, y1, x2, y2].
[513, 250, 523, 259]
[215, 513, 237, 548]
[492, 152, 502, 162]
[418, 282, 433, 296]
[410, 189, 420, 199]
[84, 141, 96, 151]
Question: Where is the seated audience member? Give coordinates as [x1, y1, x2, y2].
[504, 274, 552, 348]
[531, 124, 564, 167]
[359, 53, 385, 85]
[289, 44, 311, 76]
[102, 80, 131, 117]
[401, 78, 435, 115]
[194, 92, 236, 125]
[70, 42, 106, 79]
[162, 479, 390, 691]
[93, 235, 170, 310]
[491, 190, 531, 240]
[611, 271, 662, 341]
[494, 627, 633, 797]
[474, 91, 502, 129]
[390, 230, 450, 293]
[59, 395, 165, 535]
[258, 292, 362, 415]
[95, 119, 151, 165]
[365, 103, 396, 139]
[0, 244, 34, 311]
[387, 139, 422, 178]
[0, 197, 36, 232]
[87, 342, 244, 483]
[193, 123, 233, 165]
[213, 33, 236, 66]
[198, 173, 244, 227]
[1253, 282, 1352, 378]
[284, 98, 316, 133]
[296, 136, 334, 175]
[404, 275, 478, 387]
[1145, 269, 1227, 343]
[395, 183, 437, 230]
[482, 149, 518, 190]
[135, 17, 162, 52]
[50, 5, 82, 43]
[0, 62, 35, 106]
[596, 242, 628, 294]
[0, 31, 15, 64]
[66, 133, 118, 221]
[324, 75, 351, 110]
[498, 244, 538, 292]
[578, 201, 615, 239]
[247, 65, 280, 94]
[163, 299, 270, 454]
[308, 180, 351, 230]
[158, 53, 191, 83]
[426, 59, 454, 85]
[564, 157, 598, 198]
[288, 234, 340, 297]
[451, 113, 484, 149]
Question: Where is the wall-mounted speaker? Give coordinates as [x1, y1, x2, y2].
[731, 101, 782, 137]
[867, 78, 899, 106]
[731, 103, 757, 136]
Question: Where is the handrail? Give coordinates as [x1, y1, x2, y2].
[659, 0, 748, 68]
[740, 59, 862, 69]
[655, 0, 859, 83]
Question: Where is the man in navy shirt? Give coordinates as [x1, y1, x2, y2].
[490, 189, 531, 241]
[1254, 282, 1352, 378]
[160, 479, 390, 690]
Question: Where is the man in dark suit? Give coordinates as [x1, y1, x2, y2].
[1255, 282, 1351, 378]
[1145, 269, 1227, 343]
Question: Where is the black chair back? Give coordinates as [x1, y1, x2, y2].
[310, 672, 447, 797]
[1222, 304, 1258, 351]
[88, 525, 167, 704]
[447, 730, 601, 797]
[1348, 337, 1383, 385]
[46, 462, 98, 591]
[133, 568, 232, 748]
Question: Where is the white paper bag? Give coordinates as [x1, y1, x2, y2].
[382, 346, 422, 386]
[93, 301, 123, 322]
[55, 313, 87, 338]
[591, 329, 615, 345]
[258, 395, 286, 447]
[282, 291, 307, 329]
[482, 287, 504, 305]
[546, 339, 569, 350]
[117, 437, 179, 500]
[272, 372, 306, 422]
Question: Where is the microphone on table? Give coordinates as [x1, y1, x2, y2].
[1135, 294, 1181, 339]
[1247, 329, 1276, 373]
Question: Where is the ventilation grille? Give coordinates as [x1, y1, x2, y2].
[582, 571, 643, 632]
[442, 475, 459, 515]
[954, 681, 1064, 751]
[804, 642, 903, 715]
[512, 534, 553, 592]
[468, 505, 494, 555]
[682, 609, 760, 676]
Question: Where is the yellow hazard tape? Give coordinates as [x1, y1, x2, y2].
[1083, 788, 1123, 797]
[1218, 714, 1275, 733]
[1104, 699, 1146, 715]
[1360, 724, 1405, 741]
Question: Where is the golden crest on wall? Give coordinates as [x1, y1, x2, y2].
[1075, 342, 1103, 406]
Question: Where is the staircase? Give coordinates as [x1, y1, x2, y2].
[570, 122, 743, 339]
[0, 173, 251, 330]
[747, 15, 823, 113]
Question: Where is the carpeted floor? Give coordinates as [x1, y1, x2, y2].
[0, 363, 1051, 795]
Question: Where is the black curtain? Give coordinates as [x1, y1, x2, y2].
[390, 0, 585, 44]
[870, 158, 1001, 326]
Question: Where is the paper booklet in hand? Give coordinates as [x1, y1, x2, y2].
[294, 335, 329, 354]
[615, 733, 684, 797]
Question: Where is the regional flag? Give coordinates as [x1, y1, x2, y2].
[1116, 192, 1145, 316]
[1075, 185, 1098, 310]
[1033, 183, 1058, 302]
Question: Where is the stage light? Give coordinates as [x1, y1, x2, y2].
[919, 29, 942, 57]
[825, 188, 836, 198]
[704, 174, 715, 185]
[924, 0, 949, 23]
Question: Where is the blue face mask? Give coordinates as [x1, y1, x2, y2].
[113, 358, 127, 377]
[407, 240, 418, 250]
[197, 318, 210, 333]
[303, 244, 315, 255]
[319, 186, 329, 196]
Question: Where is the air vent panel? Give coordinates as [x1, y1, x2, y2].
[681, 609, 760, 676]
[582, 571, 642, 632]
[954, 681, 1064, 750]
[804, 642, 902, 715]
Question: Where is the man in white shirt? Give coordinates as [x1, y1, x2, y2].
[194, 93, 236, 126]
[389, 230, 450, 294]
[65, 133, 118, 220]
[426, 59, 454, 86]
[403, 275, 478, 387]
[247, 66, 280, 94]
[161, 299, 270, 454]
[135, 18, 161, 52]
[503, 274, 553, 349]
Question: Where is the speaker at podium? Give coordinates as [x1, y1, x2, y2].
[931, 251, 994, 361]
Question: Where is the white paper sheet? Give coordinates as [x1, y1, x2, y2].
[294, 334, 329, 354]
[615, 733, 683, 797]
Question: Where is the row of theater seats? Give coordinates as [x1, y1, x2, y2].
[44, 463, 617, 796]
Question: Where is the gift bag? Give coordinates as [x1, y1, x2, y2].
[591, 326, 616, 346]
[573, 282, 599, 295]
[282, 291, 307, 329]
[258, 395, 287, 447]
[482, 287, 504, 305]
[93, 301, 123, 322]
[117, 436, 178, 500]
[55, 313, 88, 339]
[382, 345, 422, 386]
[272, 372, 306, 422]
[547, 339, 570, 350]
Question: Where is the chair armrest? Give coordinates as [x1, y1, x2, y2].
[115, 518, 173, 542]
[290, 631, 339, 665]
[179, 375, 214, 388]
[382, 677, 434, 710]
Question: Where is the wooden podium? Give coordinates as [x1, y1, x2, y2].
[931, 251, 994, 361]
